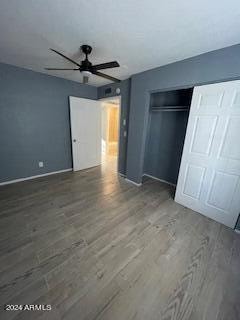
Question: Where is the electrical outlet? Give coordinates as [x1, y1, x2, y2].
[38, 161, 44, 168]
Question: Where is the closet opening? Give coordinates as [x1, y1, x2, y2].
[143, 87, 193, 186]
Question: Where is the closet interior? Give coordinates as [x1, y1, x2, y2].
[144, 88, 193, 185]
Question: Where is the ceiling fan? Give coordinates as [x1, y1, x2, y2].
[45, 45, 120, 84]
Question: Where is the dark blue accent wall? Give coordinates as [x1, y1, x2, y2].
[126, 44, 240, 184]
[0, 63, 97, 183]
[98, 79, 131, 175]
[144, 110, 189, 185]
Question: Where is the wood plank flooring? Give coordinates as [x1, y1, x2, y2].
[0, 158, 239, 320]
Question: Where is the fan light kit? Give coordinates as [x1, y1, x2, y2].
[45, 45, 120, 84]
[81, 70, 92, 76]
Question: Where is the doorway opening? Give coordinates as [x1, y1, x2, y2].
[101, 96, 121, 171]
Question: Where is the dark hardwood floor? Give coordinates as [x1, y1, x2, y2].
[0, 158, 239, 320]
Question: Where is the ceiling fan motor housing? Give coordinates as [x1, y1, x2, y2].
[81, 59, 92, 71]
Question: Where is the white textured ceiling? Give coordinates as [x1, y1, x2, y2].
[0, 0, 240, 86]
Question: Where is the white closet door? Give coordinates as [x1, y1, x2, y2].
[175, 80, 240, 228]
[70, 96, 102, 171]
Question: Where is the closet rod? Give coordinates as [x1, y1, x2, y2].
[151, 108, 189, 112]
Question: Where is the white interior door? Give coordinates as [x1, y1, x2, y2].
[175, 80, 240, 228]
[70, 96, 101, 171]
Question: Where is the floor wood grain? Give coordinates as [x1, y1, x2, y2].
[0, 158, 239, 320]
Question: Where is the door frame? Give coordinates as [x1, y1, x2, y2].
[99, 95, 122, 172]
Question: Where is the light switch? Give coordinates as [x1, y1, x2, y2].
[39, 161, 44, 168]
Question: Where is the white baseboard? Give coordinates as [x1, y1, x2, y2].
[119, 173, 126, 177]
[0, 168, 73, 186]
[143, 173, 176, 187]
[125, 178, 142, 187]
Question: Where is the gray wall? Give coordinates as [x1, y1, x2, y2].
[144, 111, 189, 185]
[98, 79, 131, 175]
[126, 43, 240, 184]
[0, 62, 97, 183]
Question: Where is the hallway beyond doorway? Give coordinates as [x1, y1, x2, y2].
[101, 97, 120, 169]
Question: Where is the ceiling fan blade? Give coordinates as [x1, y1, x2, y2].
[92, 61, 120, 70]
[92, 70, 120, 83]
[50, 48, 81, 67]
[45, 68, 79, 70]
